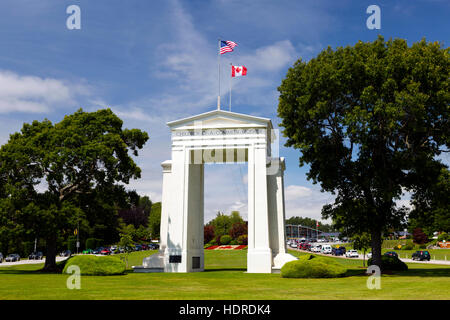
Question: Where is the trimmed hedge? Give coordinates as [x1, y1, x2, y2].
[281, 255, 347, 278]
[62, 255, 126, 276]
[367, 255, 408, 271]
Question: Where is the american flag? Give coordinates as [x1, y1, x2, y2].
[220, 40, 237, 54]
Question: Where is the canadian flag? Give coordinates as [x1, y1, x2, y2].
[231, 65, 247, 77]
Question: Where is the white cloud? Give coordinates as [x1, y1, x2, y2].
[0, 70, 91, 114]
[284, 184, 335, 223]
[285, 185, 313, 199]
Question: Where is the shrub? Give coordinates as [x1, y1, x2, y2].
[367, 255, 408, 271]
[208, 239, 217, 246]
[418, 244, 427, 249]
[237, 235, 248, 245]
[229, 240, 238, 245]
[62, 255, 126, 276]
[402, 243, 414, 250]
[281, 256, 347, 278]
[220, 235, 232, 245]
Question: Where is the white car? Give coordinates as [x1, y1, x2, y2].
[321, 245, 332, 254]
[311, 245, 322, 253]
[345, 250, 359, 258]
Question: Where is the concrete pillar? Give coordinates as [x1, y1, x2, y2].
[268, 157, 296, 269]
[247, 145, 272, 273]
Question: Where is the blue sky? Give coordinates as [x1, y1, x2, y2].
[0, 0, 448, 223]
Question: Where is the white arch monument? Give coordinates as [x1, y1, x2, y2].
[137, 110, 296, 273]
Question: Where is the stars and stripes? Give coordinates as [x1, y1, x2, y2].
[220, 40, 237, 54]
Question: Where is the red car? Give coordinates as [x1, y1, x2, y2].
[100, 248, 111, 255]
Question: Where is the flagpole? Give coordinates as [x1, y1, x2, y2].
[217, 39, 221, 110]
[229, 63, 232, 111]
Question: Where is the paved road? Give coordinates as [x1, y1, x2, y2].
[0, 256, 68, 267]
[292, 248, 450, 265]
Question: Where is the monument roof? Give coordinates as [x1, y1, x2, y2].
[167, 109, 273, 130]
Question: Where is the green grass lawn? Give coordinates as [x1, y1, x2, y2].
[0, 250, 449, 300]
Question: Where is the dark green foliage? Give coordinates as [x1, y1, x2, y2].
[409, 167, 450, 236]
[0, 109, 148, 271]
[286, 216, 335, 232]
[67, 237, 77, 252]
[368, 255, 408, 271]
[207, 211, 245, 240]
[63, 255, 126, 276]
[220, 235, 232, 245]
[85, 238, 96, 250]
[148, 202, 161, 239]
[277, 36, 449, 267]
[281, 255, 347, 278]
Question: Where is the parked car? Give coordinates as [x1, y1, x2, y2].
[384, 251, 398, 258]
[289, 241, 297, 248]
[29, 251, 44, 260]
[345, 250, 359, 258]
[298, 243, 310, 251]
[92, 247, 103, 254]
[332, 247, 346, 256]
[60, 250, 71, 257]
[412, 251, 431, 261]
[367, 252, 372, 259]
[311, 245, 322, 253]
[148, 243, 159, 250]
[100, 248, 111, 255]
[5, 254, 20, 262]
[0, 252, 3, 262]
[321, 244, 332, 254]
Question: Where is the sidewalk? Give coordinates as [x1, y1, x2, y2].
[0, 256, 68, 267]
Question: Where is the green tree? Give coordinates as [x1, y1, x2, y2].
[207, 211, 245, 239]
[277, 37, 449, 267]
[351, 233, 371, 267]
[0, 109, 148, 271]
[148, 202, 161, 239]
[118, 233, 135, 269]
[408, 167, 450, 236]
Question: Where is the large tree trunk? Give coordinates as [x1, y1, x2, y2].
[370, 228, 382, 269]
[43, 237, 58, 272]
